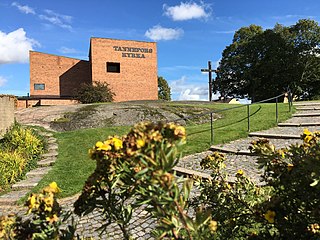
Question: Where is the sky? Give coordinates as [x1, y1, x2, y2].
[1, 0, 320, 100]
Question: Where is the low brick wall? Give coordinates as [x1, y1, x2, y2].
[0, 95, 15, 137]
[17, 98, 79, 109]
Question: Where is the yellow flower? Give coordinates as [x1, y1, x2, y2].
[264, 210, 276, 223]
[46, 214, 59, 223]
[112, 137, 123, 150]
[136, 138, 146, 148]
[209, 220, 218, 232]
[287, 163, 294, 172]
[44, 194, 54, 207]
[303, 128, 312, 136]
[44, 182, 60, 194]
[174, 126, 186, 139]
[236, 169, 244, 176]
[95, 141, 104, 148]
[27, 195, 38, 213]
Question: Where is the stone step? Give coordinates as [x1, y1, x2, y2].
[293, 113, 320, 117]
[39, 132, 54, 137]
[296, 107, 320, 111]
[173, 166, 211, 179]
[248, 132, 300, 139]
[41, 150, 58, 158]
[278, 122, 320, 127]
[48, 144, 58, 150]
[210, 146, 251, 155]
[26, 166, 51, 177]
[11, 176, 43, 190]
[293, 102, 320, 106]
[47, 138, 57, 144]
[0, 190, 30, 206]
[37, 157, 56, 167]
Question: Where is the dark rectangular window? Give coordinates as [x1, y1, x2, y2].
[107, 62, 120, 73]
[34, 83, 45, 90]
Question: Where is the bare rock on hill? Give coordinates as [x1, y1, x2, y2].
[16, 101, 220, 132]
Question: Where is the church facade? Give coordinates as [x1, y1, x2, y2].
[28, 38, 158, 104]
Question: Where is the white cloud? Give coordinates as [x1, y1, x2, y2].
[39, 9, 73, 30]
[58, 47, 79, 54]
[145, 25, 183, 41]
[12, 2, 35, 14]
[163, 1, 211, 21]
[0, 76, 7, 87]
[170, 76, 209, 100]
[0, 28, 39, 64]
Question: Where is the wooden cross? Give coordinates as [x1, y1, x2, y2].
[201, 61, 217, 101]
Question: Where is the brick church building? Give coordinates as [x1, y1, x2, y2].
[26, 38, 158, 106]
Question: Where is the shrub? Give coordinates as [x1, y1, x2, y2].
[74, 122, 212, 239]
[0, 151, 26, 191]
[74, 81, 115, 104]
[0, 182, 76, 239]
[0, 123, 45, 191]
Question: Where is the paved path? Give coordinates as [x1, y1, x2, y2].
[1, 101, 320, 239]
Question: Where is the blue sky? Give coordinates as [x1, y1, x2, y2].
[0, 0, 319, 100]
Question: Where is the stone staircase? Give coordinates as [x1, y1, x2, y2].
[176, 101, 320, 184]
[0, 132, 58, 214]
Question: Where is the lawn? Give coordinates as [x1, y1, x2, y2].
[32, 102, 293, 198]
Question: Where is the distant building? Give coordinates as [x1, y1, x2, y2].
[20, 38, 158, 107]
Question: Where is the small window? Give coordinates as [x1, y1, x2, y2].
[107, 62, 120, 73]
[34, 83, 45, 90]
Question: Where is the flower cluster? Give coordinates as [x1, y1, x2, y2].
[26, 181, 61, 223]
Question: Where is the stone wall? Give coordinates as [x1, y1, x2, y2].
[0, 95, 15, 137]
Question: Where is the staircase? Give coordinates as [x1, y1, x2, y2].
[176, 101, 320, 184]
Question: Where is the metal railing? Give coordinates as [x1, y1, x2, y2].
[172, 91, 293, 144]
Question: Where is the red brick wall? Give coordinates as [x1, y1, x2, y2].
[30, 51, 91, 97]
[90, 38, 158, 102]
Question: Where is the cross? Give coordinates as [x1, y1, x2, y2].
[201, 61, 217, 101]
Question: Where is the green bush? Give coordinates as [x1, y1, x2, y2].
[0, 123, 45, 191]
[74, 81, 115, 104]
[0, 151, 26, 191]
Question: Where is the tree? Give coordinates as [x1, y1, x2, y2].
[215, 19, 320, 101]
[74, 81, 115, 103]
[158, 76, 171, 101]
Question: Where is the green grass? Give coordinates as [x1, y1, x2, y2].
[31, 102, 293, 198]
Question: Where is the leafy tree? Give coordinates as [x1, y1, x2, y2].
[215, 19, 320, 101]
[74, 81, 115, 104]
[158, 76, 171, 101]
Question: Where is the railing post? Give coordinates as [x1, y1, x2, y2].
[210, 112, 214, 144]
[276, 97, 279, 124]
[247, 104, 250, 132]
